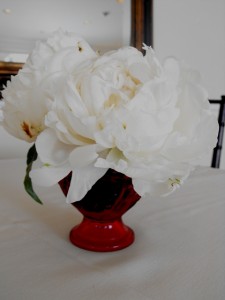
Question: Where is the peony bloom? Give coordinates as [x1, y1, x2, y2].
[0, 31, 219, 203]
[1, 29, 97, 142]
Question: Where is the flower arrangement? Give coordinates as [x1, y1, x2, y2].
[0, 30, 218, 204]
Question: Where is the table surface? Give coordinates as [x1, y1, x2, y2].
[1, 158, 225, 300]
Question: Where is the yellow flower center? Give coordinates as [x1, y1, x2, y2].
[21, 121, 42, 139]
[104, 93, 121, 109]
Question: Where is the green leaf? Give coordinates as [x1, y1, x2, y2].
[26, 143, 38, 165]
[24, 144, 43, 205]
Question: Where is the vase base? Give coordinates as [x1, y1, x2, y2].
[69, 217, 134, 252]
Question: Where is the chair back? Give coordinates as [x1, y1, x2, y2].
[209, 95, 225, 168]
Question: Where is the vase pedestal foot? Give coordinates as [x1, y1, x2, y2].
[69, 217, 135, 252]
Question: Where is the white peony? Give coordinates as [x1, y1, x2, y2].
[0, 31, 219, 203]
[1, 29, 97, 142]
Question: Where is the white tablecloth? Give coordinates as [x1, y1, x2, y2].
[0, 158, 225, 300]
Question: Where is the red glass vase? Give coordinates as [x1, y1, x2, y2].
[58, 169, 141, 252]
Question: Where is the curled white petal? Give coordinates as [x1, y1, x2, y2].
[36, 128, 73, 165]
[66, 166, 108, 203]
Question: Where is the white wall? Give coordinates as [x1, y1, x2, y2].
[154, 0, 225, 168]
[0, 0, 130, 57]
[154, 0, 225, 99]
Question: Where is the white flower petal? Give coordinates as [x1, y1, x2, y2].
[36, 128, 73, 165]
[162, 114, 218, 162]
[30, 165, 71, 187]
[132, 166, 191, 198]
[163, 57, 180, 87]
[69, 144, 99, 168]
[66, 166, 107, 203]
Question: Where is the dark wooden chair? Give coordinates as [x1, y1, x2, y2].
[209, 95, 225, 168]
